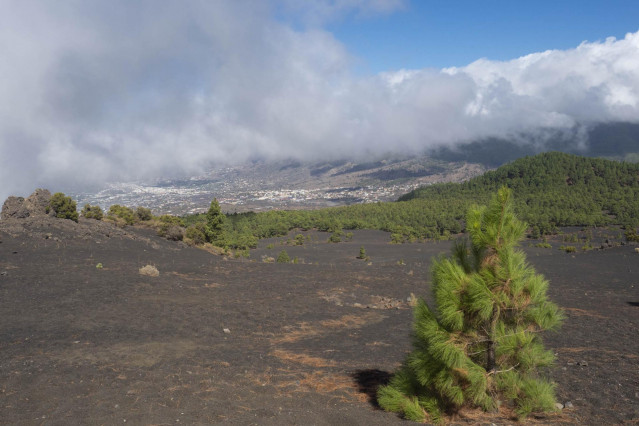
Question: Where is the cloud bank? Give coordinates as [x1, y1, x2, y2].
[1, 1, 639, 200]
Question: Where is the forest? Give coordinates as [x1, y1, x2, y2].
[180, 152, 639, 249]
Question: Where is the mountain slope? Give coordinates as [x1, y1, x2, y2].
[399, 151, 639, 232]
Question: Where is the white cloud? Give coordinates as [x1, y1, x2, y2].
[1, 2, 639, 201]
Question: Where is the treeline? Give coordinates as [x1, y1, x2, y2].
[196, 152, 639, 248]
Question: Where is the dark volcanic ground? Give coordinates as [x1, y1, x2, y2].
[0, 218, 638, 425]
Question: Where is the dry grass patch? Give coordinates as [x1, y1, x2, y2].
[564, 307, 609, 319]
[139, 264, 159, 277]
[271, 349, 337, 367]
[273, 312, 383, 344]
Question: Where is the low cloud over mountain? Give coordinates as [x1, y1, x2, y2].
[1, 1, 639, 200]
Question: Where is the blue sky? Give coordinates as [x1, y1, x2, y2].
[325, 0, 639, 72]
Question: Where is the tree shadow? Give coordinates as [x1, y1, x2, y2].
[628, 302, 639, 307]
[351, 369, 392, 408]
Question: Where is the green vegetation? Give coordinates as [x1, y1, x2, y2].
[358, 246, 367, 260]
[107, 204, 137, 225]
[276, 250, 290, 263]
[182, 153, 637, 247]
[81, 204, 103, 220]
[185, 223, 207, 245]
[155, 214, 185, 239]
[90, 152, 638, 253]
[400, 152, 639, 233]
[559, 245, 577, 253]
[328, 230, 343, 243]
[205, 199, 226, 247]
[626, 228, 639, 242]
[135, 207, 153, 221]
[377, 188, 563, 422]
[48, 192, 79, 222]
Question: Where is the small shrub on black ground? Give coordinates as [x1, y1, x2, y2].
[276, 250, 290, 263]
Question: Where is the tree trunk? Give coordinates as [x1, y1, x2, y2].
[486, 306, 499, 372]
[486, 339, 496, 372]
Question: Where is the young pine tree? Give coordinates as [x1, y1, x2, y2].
[378, 188, 564, 423]
[206, 198, 226, 247]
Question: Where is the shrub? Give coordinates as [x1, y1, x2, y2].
[139, 265, 159, 277]
[626, 228, 639, 243]
[328, 230, 342, 243]
[81, 204, 103, 220]
[529, 225, 541, 239]
[559, 245, 577, 253]
[136, 207, 153, 221]
[185, 223, 207, 245]
[164, 225, 184, 241]
[276, 250, 290, 263]
[108, 205, 137, 225]
[390, 233, 404, 244]
[157, 214, 184, 226]
[358, 246, 367, 259]
[48, 192, 78, 222]
[156, 215, 185, 238]
[378, 188, 563, 422]
[294, 234, 305, 245]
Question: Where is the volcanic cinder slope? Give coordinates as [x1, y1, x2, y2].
[1, 209, 638, 424]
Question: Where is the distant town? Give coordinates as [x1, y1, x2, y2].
[71, 158, 485, 216]
[72, 180, 425, 216]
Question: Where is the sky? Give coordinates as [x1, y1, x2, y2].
[2, 0, 639, 200]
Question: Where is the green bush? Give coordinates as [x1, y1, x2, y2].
[358, 246, 367, 259]
[529, 225, 541, 239]
[559, 245, 577, 253]
[48, 193, 78, 222]
[81, 204, 103, 220]
[328, 231, 342, 243]
[108, 205, 137, 225]
[625, 228, 639, 242]
[156, 215, 184, 238]
[135, 207, 153, 221]
[185, 223, 207, 245]
[276, 250, 290, 263]
[390, 233, 404, 244]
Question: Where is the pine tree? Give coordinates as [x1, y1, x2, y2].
[206, 198, 226, 246]
[358, 246, 367, 259]
[378, 187, 564, 422]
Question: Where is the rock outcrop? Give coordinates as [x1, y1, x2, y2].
[1, 189, 52, 220]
